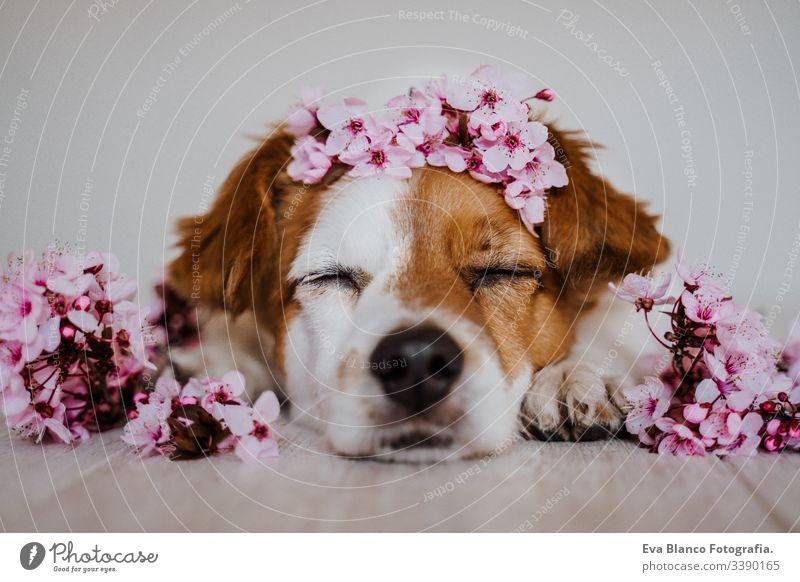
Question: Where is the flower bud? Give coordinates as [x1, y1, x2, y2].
[763, 435, 784, 452]
[760, 400, 778, 414]
[61, 324, 76, 340]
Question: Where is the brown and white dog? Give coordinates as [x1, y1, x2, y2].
[166, 124, 670, 462]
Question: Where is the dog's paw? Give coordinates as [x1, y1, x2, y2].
[520, 360, 625, 442]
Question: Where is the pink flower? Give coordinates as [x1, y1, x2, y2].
[655, 418, 707, 456]
[386, 88, 439, 128]
[446, 65, 529, 126]
[89, 274, 137, 305]
[287, 136, 333, 185]
[340, 133, 415, 179]
[284, 69, 569, 210]
[724, 374, 781, 413]
[426, 144, 470, 173]
[695, 377, 722, 403]
[728, 412, 765, 455]
[121, 376, 178, 455]
[462, 150, 505, 184]
[6, 386, 73, 444]
[0, 315, 58, 371]
[624, 376, 673, 438]
[700, 407, 763, 455]
[681, 287, 734, 324]
[316, 97, 378, 156]
[675, 249, 724, 293]
[504, 181, 546, 232]
[716, 305, 775, 354]
[424, 75, 450, 102]
[0, 341, 25, 374]
[122, 401, 171, 455]
[609, 272, 672, 312]
[479, 121, 548, 173]
[200, 370, 246, 418]
[506, 142, 568, 192]
[42, 251, 94, 300]
[704, 345, 775, 392]
[0, 369, 30, 420]
[153, 376, 182, 404]
[67, 308, 99, 333]
[285, 86, 323, 137]
[0, 282, 47, 344]
[393, 97, 448, 167]
[220, 391, 281, 462]
[683, 402, 710, 424]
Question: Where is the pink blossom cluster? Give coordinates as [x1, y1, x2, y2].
[0, 244, 155, 443]
[285, 66, 568, 232]
[123, 371, 280, 462]
[611, 253, 800, 456]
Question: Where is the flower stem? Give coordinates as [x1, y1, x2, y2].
[644, 310, 672, 349]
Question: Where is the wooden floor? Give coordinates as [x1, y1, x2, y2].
[2, 422, 799, 532]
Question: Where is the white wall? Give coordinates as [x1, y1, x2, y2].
[1, 0, 798, 333]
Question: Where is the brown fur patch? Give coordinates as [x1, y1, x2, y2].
[542, 126, 670, 287]
[392, 169, 572, 381]
[168, 130, 324, 378]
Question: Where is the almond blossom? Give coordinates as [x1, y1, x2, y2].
[506, 142, 569, 193]
[283, 66, 569, 231]
[681, 287, 734, 324]
[287, 136, 333, 185]
[0, 246, 154, 443]
[624, 376, 672, 440]
[219, 390, 280, 462]
[618, 254, 800, 456]
[339, 133, 415, 179]
[700, 408, 763, 456]
[655, 418, 707, 456]
[445, 64, 529, 129]
[503, 181, 546, 232]
[124, 371, 281, 461]
[675, 249, 723, 293]
[479, 121, 548, 173]
[609, 272, 672, 312]
[316, 97, 376, 157]
[285, 86, 323, 137]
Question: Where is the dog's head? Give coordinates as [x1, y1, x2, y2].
[169, 125, 668, 462]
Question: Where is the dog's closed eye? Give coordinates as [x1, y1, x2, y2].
[298, 265, 368, 293]
[466, 265, 543, 292]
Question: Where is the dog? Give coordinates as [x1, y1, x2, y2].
[166, 124, 670, 463]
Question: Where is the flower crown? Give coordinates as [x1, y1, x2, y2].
[284, 66, 568, 233]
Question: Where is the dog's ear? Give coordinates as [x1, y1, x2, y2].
[168, 132, 294, 313]
[540, 126, 670, 285]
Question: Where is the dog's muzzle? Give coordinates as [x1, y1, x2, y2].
[369, 325, 463, 414]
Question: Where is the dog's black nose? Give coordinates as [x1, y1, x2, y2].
[370, 326, 463, 413]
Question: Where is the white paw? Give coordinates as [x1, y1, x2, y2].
[520, 360, 625, 441]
